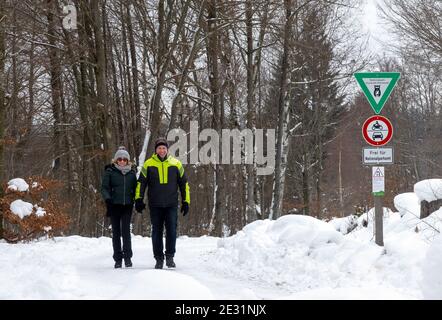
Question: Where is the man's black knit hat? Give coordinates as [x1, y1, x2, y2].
[154, 137, 169, 150]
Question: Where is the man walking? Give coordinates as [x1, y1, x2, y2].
[135, 138, 190, 269]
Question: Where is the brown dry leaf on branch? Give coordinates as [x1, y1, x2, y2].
[1, 177, 70, 243]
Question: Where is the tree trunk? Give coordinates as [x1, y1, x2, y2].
[338, 138, 344, 216]
[245, 0, 256, 224]
[107, 17, 126, 147]
[25, 22, 36, 148]
[302, 156, 310, 215]
[0, 0, 6, 238]
[46, 0, 64, 176]
[76, 0, 97, 235]
[119, 1, 135, 155]
[91, 0, 113, 162]
[125, 3, 142, 154]
[270, 0, 294, 220]
[205, 0, 224, 236]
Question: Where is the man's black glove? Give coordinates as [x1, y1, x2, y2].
[135, 199, 146, 213]
[181, 202, 189, 217]
[105, 199, 113, 217]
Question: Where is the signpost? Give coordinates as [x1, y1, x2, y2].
[354, 72, 400, 114]
[355, 72, 400, 247]
[372, 166, 385, 246]
[372, 166, 385, 196]
[363, 147, 393, 165]
[362, 115, 393, 146]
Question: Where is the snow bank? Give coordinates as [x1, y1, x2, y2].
[210, 212, 426, 298]
[329, 215, 358, 235]
[355, 207, 393, 229]
[393, 191, 441, 241]
[214, 215, 383, 293]
[10, 200, 33, 219]
[394, 192, 420, 217]
[392, 192, 422, 234]
[7, 178, 29, 192]
[414, 179, 442, 202]
[268, 215, 343, 246]
[422, 232, 442, 299]
[418, 208, 442, 241]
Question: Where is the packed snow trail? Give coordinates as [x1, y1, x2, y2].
[0, 235, 291, 299]
[2, 207, 441, 299]
[0, 235, 287, 299]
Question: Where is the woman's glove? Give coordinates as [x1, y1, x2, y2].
[135, 199, 146, 213]
[105, 199, 113, 217]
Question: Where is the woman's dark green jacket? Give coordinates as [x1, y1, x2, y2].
[101, 164, 137, 206]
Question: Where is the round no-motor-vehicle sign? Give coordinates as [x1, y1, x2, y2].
[362, 115, 393, 146]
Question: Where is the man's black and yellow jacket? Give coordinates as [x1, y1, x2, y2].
[135, 153, 190, 208]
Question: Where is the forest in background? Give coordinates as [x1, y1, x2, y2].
[0, 0, 440, 239]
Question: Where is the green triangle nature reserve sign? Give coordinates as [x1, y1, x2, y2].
[354, 72, 400, 114]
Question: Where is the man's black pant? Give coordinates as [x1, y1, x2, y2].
[110, 204, 133, 262]
[149, 206, 177, 259]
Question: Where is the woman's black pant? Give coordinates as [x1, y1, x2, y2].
[110, 204, 133, 262]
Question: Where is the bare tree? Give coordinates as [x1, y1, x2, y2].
[380, 0, 442, 58]
[45, 0, 65, 175]
[204, 0, 225, 236]
[146, 0, 192, 153]
[0, 0, 6, 238]
[270, 0, 296, 220]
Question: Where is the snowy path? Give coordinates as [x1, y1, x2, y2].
[0, 220, 429, 300]
[0, 235, 292, 299]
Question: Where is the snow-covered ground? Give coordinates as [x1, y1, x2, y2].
[1, 207, 441, 299]
[2, 178, 441, 300]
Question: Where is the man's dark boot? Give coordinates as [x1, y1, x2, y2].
[114, 260, 122, 269]
[155, 258, 164, 269]
[166, 256, 176, 268]
[124, 258, 132, 268]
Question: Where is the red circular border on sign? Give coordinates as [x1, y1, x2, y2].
[362, 115, 393, 146]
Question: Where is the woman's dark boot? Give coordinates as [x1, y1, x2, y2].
[114, 260, 122, 269]
[155, 258, 164, 269]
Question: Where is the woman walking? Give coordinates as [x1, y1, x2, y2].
[101, 147, 137, 268]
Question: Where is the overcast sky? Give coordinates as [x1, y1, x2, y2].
[360, 0, 398, 58]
